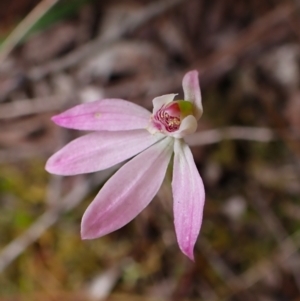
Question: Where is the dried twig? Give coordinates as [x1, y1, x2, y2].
[0, 126, 276, 164]
[197, 2, 297, 84]
[0, 147, 51, 163]
[0, 0, 60, 64]
[241, 230, 300, 288]
[27, 0, 185, 81]
[185, 126, 275, 146]
[247, 184, 300, 291]
[138, 1, 298, 99]
[199, 238, 254, 301]
[0, 176, 86, 272]
[0, 95, 69, 119]
[0, 165, 120, 272]
[218, 225, 300, 300]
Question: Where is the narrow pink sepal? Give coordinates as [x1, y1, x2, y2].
[81, 137, 174, 239]
[45, 130, 164, 175]
[52, 99, 151, 131]
[172, 139, 205, 260]
[182, 70, 202, 120]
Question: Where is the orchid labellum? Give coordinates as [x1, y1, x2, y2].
[46, 70, 205, 260]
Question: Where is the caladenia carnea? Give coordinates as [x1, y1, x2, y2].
[46, 70, 205, 260]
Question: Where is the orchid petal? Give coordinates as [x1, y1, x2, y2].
[182, 70, 202, 120]
[152, 94, 177, 114]
[46, 130, 164, 175]
[81, 137, 174, 239]
[171, 115, 198, 139]
[172, 139, 205, 260]
[52, 99, 151, 131]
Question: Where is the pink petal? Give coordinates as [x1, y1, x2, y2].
[182, 70, 203, 120]
[81, 137, 174, 239]
[152, 94, 177, 114]
[52, 99, 151, 131]
[172, 139, 205, 260]
[46, 130, 164, 175]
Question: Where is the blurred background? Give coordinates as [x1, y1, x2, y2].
[1, 0, 300, 300]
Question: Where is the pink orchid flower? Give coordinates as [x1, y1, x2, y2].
[46, 70, 205, 260]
